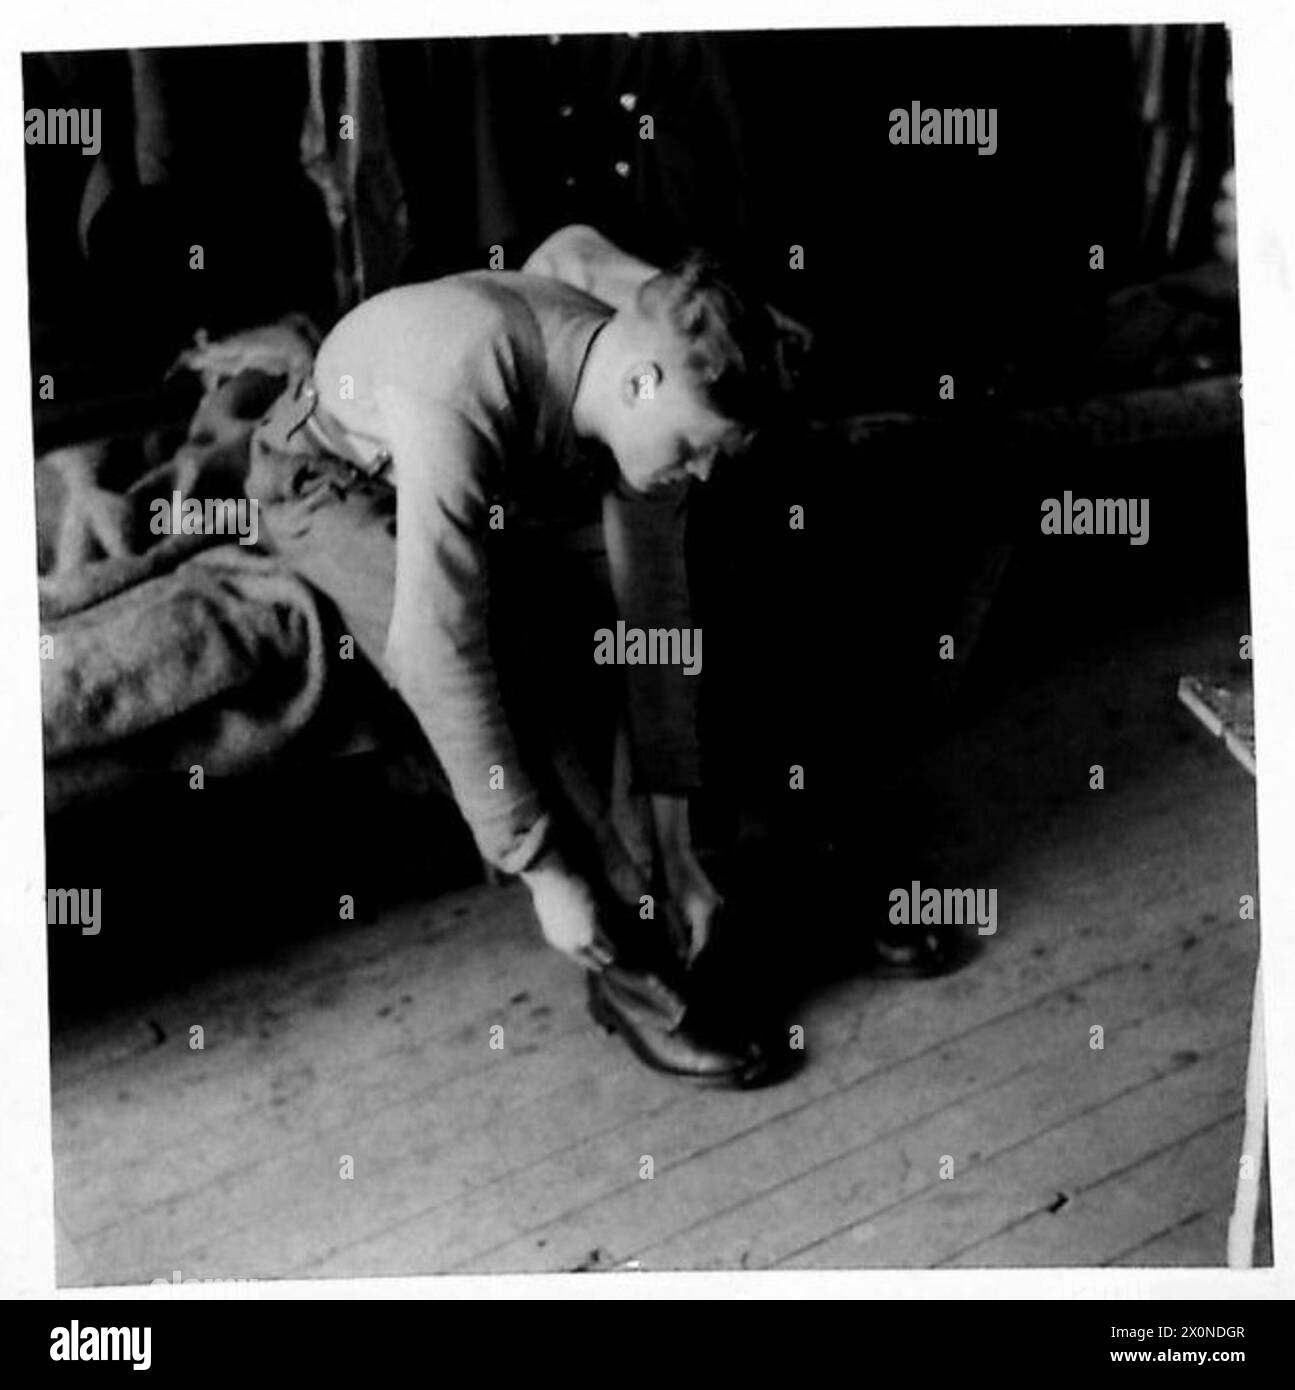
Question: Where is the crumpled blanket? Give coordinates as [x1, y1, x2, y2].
[38, 323, 334, 814]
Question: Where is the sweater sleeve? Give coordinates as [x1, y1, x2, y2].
[381, 388, 551, 873]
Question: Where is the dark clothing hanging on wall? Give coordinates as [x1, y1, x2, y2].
[377, 32, 752, 283]
[24, 27, 1234, 417]
[24, 45, 335, 391]
[1127, 24, 1234, 274]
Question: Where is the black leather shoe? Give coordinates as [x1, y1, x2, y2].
[587, 965, 774, 1088]
[868, 921, 964, 978]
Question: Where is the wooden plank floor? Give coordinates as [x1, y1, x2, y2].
[50, 602, 1264, 1281]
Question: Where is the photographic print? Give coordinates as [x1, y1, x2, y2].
[19, 18, 1269, 1289]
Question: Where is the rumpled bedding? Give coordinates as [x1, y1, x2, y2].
[37, 325, 333, 814]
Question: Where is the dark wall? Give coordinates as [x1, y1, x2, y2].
[24, 47, 333, 390]
[25, 27, 1221, 411]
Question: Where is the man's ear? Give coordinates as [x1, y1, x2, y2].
[623, 360, 662, 403]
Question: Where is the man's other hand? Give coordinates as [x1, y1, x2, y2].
[651, 794, 724, 964]
[663, 843, 725, 964]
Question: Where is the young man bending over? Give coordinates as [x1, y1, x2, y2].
[255, 226, 790, 1086]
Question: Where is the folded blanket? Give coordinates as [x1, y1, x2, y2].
[38, 324, 334, 812]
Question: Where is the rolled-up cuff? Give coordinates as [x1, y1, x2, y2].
[488, 809, 556, 877]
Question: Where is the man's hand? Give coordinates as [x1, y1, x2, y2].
[520, 850, 616, 971]
[652, 794, 724, 964]
[663, 843, 725, 964]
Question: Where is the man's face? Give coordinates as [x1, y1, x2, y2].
[609, 369, 752, 494]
